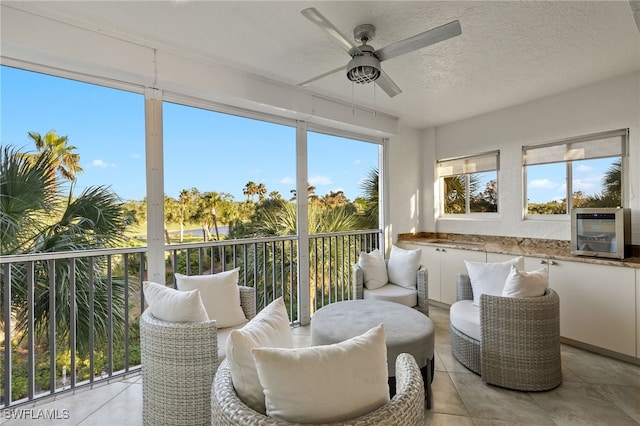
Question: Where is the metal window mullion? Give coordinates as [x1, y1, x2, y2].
[465, 174, 471, 214]
[566, 161, 573, 213]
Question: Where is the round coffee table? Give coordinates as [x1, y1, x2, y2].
[311, 299, 434, 409]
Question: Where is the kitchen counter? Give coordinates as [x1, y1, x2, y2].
[398, 233, 640, 269]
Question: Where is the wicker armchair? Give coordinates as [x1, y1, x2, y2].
[353, 263, 429, 316]
[450, 274, 562, 391]
[140, 285, 256, 426]
[211, 353, 425, 425]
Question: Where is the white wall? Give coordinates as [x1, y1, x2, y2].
[421, 72, 640, 243]
[385, 126, 423, 250]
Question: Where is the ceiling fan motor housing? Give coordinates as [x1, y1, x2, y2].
[346, 45, 381, 84]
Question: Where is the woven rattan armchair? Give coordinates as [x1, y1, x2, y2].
[353, 263, 429, 316]
[211, 353, 425, 425]
[140, 285, 256, 426]
[450, 274, 562, 391]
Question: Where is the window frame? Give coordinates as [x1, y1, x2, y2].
[522, 129, 628, 219]
[437, 150, 500, 217]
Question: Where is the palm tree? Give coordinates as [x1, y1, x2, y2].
[358, 167, 379, 229]
[1, 144, 132, 354]
[28, 130, 83, 182]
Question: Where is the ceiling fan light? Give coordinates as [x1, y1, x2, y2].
[346, 54, 381, 84]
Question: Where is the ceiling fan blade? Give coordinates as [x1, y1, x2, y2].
[376, 20, 462, 62]
[375, 70, 402, 98]
[299, 65, 347, 87]
[301, 7, 361, 55]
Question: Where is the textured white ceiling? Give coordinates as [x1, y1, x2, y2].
[6, 1, 640, 129]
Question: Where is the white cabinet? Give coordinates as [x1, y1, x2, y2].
[549, 259, 636, 357]
[486, 253, 547, 272]
[401, 243, 485, 305]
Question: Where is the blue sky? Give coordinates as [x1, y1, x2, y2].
[1, 66, 378, 202]
[1, 65, 614, 205]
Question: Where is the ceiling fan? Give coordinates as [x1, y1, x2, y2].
[300, 7, 462, 98]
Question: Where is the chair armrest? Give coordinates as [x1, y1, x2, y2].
[416, 267, 429, 316]
[239, 286, 256, 320]
[456, 274, 474, 301]
[353, 264, 365, 300]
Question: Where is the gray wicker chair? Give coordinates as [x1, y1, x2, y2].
[353, 263, 429, 316]
[450, 274, 562, 391]
[140, 285, 256, 426]
[211, 352, 425, 425]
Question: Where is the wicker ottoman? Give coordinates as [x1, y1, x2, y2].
[311, 299, 434, 409]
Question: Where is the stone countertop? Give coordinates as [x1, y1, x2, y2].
[398, 234, 640, 269]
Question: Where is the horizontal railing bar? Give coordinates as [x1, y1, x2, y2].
[0, 246, 147, 263]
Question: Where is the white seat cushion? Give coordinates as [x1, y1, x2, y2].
[216, 322, 248, 362]
[363, 283, 417, 308]
[449, 300, 480, 341]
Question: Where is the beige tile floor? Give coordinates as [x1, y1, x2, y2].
[3, 304, 639, 425]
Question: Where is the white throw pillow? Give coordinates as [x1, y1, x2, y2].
[226, 297, 293, 414]
[358, 249, 388, 290]
[502, 265, 549, 298]
[465, 256, 524, 306]
[175, 268, 247, 328]
[142, 281, 209, 323]
[387, 244, 421, 289]
[251, 324, 390, 424]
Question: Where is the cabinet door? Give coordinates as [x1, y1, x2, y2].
[400, 243, 442, 302]
[486, 253, 548, 272]
[549, 260, 635, 356]
[421, 246, 443, 302]
[440, 248, 486, 305]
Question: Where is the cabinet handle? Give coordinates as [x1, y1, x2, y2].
[540, 260, 547, 265]
[435, 248, 440, 252]
[550, 260, 558, 266]
[441, 248, 446, 253]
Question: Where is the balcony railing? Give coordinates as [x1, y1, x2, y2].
[0, 229, 381, 408]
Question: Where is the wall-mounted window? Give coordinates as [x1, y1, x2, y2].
[437, 151, 499, 215]
[524, 129, 628, 216]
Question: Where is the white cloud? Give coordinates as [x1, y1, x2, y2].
[353, 159, 361, 165]
[131, 153, 142, 159]
[573, 179, 596, 192]
[309, 174, 332, 186]
[280, 176, 294, 185]
[92, 159, 109, 168]
[528, 179, 558, 189]
[575, 164, 593, 173]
